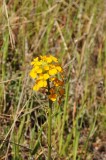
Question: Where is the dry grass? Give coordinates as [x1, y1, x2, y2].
[0, 0, 106, 160]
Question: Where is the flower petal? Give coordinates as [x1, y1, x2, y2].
[49, 94, 57, 101]
[43, 74, 49, 80]
[29, 69, 37, 79]
[49, 69, 57, 75]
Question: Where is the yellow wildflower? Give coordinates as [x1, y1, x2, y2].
[44, 65, 49, 70]
[29, 69, 37, 79]
[29, 55, 64, 103]
[33, 84, 40, 91]
[37, 80, 47, 88]
[43, 74, 49, 80]
[55, 66, 62, 72]
[31, 58, 42, 66]
[51, 78, 64, 86]
[30, 57, 38, 65]
[49, 94, 57, 101]
[38, 73, 49, 80]
[49, 68, 57, 75]
[50, 56, 58, 62]
[36, 68, 42, 74]
[40, 55, 58, 63]
[33, 80, 47, 91]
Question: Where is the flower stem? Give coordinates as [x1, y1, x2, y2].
[47, 79, 52, 160]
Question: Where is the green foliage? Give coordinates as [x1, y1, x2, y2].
[0, 0, 106, 159]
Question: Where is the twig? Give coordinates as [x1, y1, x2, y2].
[0, 139, 32, 151]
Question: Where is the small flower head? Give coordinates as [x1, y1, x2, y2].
[29, 55, 64, 103]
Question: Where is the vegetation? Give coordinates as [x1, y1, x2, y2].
[0, 0, 106, 160]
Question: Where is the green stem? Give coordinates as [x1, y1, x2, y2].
[48, 103, 52, 160]
[47, 79, 52, 160]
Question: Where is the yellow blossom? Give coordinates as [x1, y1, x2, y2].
[38, 73, 49, 80]
[29, 55, 64, 103]
[44, 65, 49, 70]
[43, 74, 49, 80]
[31, 58, 42, 66]
[30, 57, 38, 65]
[29, 69, 37, 79]
[52, 78, 64, 86]
[33, 80, 47, 91]
[40, 55, 58, 63]
[50, 56, 58, 62]
[37, 80, 47, 87]
[36, 68, 42, 73]
[49, 94, 57, 101]
[46, 57, 53, 63]
[33, 84, 40, 91]
[49, 68, 57, 75]
[55, 66, 62, 72]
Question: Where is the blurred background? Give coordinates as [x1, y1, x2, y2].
[0, 0, 106, 160]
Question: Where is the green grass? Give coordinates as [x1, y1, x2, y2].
[0, 0, 106, 159]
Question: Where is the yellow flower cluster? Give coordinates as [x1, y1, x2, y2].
[29, 55, 64, 103]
